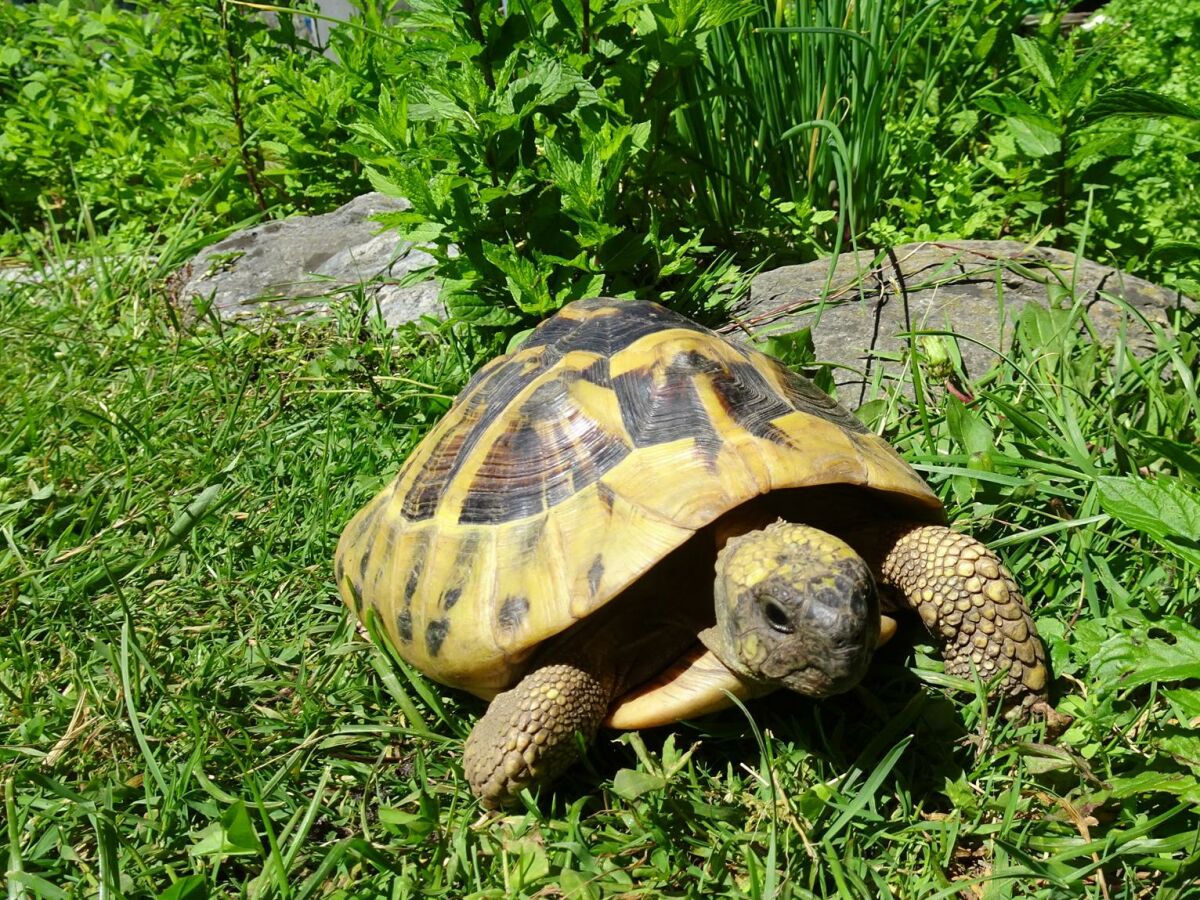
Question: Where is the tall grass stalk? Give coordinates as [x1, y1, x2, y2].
[675, 0, 999, 259]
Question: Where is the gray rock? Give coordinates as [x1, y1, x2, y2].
[172, 200, 1193, 400]
[174, 192, 443, 326]
[727, 240, 1195, 401]
[1, 258, 89, 287]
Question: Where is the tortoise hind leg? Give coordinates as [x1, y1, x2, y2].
[464, 662, 614, 808]
[878, 524, 1049, 708]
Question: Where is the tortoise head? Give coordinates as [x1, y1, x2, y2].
[710, 520, 879, 697]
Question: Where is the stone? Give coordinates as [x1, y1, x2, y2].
[170, 196, 1194, 399]
[724, 240, 1195, 400]
[172, 192, 443, 326]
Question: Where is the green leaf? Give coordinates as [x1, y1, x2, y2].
[189, 801, 261, 858]
[761, 327, 816, 369]
[1108, 770, 1200, 805]
[1148, 241, 1200, 266]
[1156, 729, 1200, 772]
[945, 398, 995, 479]
[222, 800, 261, 853]
[1096, 476, 1200, 566]
[1058, 43, 1108, 111]
[165, 483, 221, 545]
[854, 399, 888, 430]
[505, 837, 550, 889]
[499, 58, 598, 118]
[483, 242, 554, 315]
[157, 875, 208, 900]
[1067, 130, 1138, 170]
[1077, 88, 1200, 128]
[1165, 688, 1200, 724]
[973, 27, 998, 61]
[377, 805, 438, 842]
[1090, 615, 1200, 690]
[611, 768, 668, 801]
[407, 87, 475, 127]
[445, 288, 522, 326]
[1011, 35, 1058, 95]
[698, 0, 759, 30]
[556, 870, 600, 900]
[1006, 114, 1061, 158]
[1016, 302, 1076, 355]
[365, 165, 409, 200]
[1017, 742, 1095, 777]
[506, 327, 535, 352]
[6, 872, 71, 900]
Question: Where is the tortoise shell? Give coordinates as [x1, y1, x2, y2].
[335, 297, 941, 696]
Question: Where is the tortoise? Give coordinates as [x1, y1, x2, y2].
[335, 297, 1048, 808]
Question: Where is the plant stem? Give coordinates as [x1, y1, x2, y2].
[220, 1, 267, 212]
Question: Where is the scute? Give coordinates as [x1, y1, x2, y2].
[456, 374, 632, 524]
[334, 298, 942, 696]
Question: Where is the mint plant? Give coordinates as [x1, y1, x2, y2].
[978, 30, 1200, 240]
[360, 0, 755, 328]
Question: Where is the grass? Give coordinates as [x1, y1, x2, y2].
[671, 0, 1023, 263]
[2, 225, 1199, 898]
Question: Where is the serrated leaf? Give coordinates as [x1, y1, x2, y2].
[1059, 44, 1107, 111]
[1007, 114, 1061, 158]
[1011, 35, 1058, 95]
[483, 242, 553, 314]
[407, 87, 475, 126]
[445, 289, 522, 326]
[1077, 88, 1200, 128]
[698, 0, 759, 30]
[365, 165, 408, 200]
[499, 58, 597, 118]
[1096, 476, 1200, 566]
[1067, 130, 1138, 170]
[630, 120, 652, 150]
[611, 768, 667, 800]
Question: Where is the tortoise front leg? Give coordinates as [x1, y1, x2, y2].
[463, 662, 615, 808]
[879, 524, 1048, 707]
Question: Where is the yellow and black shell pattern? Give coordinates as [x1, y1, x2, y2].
[334, 298, 941, 697]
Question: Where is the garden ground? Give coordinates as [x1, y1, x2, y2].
[3, 0, 1200, 896]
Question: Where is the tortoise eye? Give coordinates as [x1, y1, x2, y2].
[764, 601, 794, 634]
